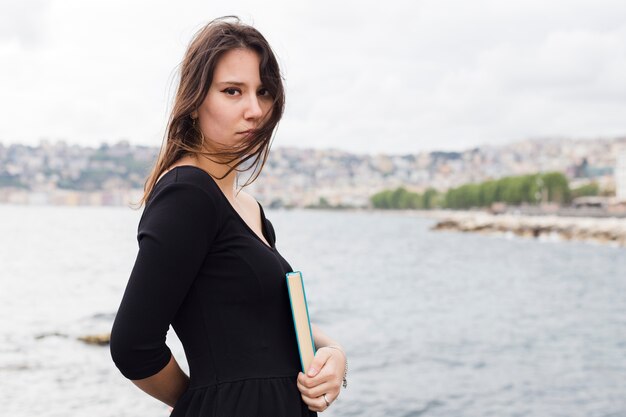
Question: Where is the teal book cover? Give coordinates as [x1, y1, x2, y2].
[285, 271, 316, 373]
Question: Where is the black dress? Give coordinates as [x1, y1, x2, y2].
[110, 166, 317, 417]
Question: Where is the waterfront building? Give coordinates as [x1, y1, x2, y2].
[617, 148, 626, 201]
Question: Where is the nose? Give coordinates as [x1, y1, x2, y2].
[244, 93, 264, 120]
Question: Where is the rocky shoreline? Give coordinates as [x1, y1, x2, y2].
[427, 211, 626, 247]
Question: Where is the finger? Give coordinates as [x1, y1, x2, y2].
[298, 379, 339, 400]
[297, 371, 329, 395]
[306, 348, 332, 377]
[320, 353, 345, 386]
[296, 376, 327, 397]
[299, 392, 331, 413]
[297, 370, 324, 389]
[297, 372, 306, 387]
[297, 371, 320, 389]
[299, 360, 343, 390]
[297, 372, 317, 393]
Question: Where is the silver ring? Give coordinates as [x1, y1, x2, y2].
[323, 393, 330, 407]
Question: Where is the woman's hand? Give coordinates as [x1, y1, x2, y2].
[296, 346, 346, 412]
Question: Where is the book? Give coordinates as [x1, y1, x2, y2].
[285, 271, 316, 373]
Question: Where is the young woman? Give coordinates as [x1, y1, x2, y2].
[109, 17, 347, 416]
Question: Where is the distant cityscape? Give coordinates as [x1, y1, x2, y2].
[1, 136, 626, 208]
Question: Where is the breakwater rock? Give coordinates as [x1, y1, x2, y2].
[431, 212, 626, 246]
[78, 333, 110, 346]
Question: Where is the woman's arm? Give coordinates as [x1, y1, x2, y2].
[297, 323, 347, 412]
[110, 184, 219, 405]
[130, 354, 189, 408]
[311, 323, 344, 352]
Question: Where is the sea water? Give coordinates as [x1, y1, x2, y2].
[1, 205, 625, 417]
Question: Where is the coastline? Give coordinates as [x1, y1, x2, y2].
[418, 210, 626, 247]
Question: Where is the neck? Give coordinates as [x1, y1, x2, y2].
[192, 154, 238, 199]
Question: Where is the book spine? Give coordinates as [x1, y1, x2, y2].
[299, 272, 316, 360]
[286, 271, 316, 372]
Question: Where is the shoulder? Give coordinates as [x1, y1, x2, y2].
[149, 166, 221, 208]
[236, 189, 260, 213]
[142, 167, 224, 230]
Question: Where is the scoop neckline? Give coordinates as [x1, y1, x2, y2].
[165, 165, 276, 251]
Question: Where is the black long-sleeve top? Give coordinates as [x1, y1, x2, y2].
[110, 165, 316, 416]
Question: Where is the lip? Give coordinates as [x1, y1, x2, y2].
[237, 129, 256, 135]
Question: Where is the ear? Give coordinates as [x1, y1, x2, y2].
[190, 111, 198, 119]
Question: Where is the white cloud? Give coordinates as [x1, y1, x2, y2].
[0, 0, 49, 46]
[1, 0, 625, 153]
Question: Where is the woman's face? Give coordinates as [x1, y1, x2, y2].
[194, 48, 273, 150]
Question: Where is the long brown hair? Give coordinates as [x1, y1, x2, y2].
[139, 16, 285, 207]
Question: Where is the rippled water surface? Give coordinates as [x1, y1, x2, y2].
[1, 205, 625, 417]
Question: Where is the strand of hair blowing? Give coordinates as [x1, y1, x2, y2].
[137, 16, 285, 208]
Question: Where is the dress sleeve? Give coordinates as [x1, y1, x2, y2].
[110, 183, 219, 380]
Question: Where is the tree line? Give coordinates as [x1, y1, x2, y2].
[371, 172, 601, 210]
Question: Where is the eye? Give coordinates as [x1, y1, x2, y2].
[258, 88, 272, 97]
[222, 87, 241, 96]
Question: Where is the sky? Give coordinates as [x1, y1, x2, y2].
[1, 0, 625, 154]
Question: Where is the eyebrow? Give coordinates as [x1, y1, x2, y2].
[215, 81, 265, 88]
[215, 81, 247, 87]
